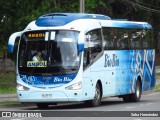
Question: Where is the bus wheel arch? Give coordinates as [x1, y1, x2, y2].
[85, 80, 102, 107]
[123, 76, 142, 102]
[131, 76, 142, 102]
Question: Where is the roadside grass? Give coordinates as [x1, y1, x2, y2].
[0, 101, 19, 105]
[0, 87, 16, 94]
[154, 84, 160, 90]
[0, 72, 16, 94]
[156, 72, 160, 77]
[155, 73, 160, 89]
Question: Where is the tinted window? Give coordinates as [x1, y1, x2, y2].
[83, 29, 102, 69]
[102, 27, 153, 50]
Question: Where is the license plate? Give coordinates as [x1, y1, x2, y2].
[42, 94, 52, 98]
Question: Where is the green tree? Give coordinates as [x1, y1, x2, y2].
[1, 0, 160, 57]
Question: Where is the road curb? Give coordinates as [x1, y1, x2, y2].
[0, 94, 17, 99]
[0, 94, 17, 102]
[143, 88, 160, 95]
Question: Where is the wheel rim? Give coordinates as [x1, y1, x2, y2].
[94, 85, 100, 102]
[136, 82, 140, 99]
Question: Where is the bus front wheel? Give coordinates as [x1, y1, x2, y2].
[36, 103, 49, 109]
[85, 83, 102, 107]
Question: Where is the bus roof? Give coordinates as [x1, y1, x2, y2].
[101, 20, 152, 29]
[35, 13, 111, 27]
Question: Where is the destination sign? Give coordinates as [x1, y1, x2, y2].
[27, 33, 45, 38]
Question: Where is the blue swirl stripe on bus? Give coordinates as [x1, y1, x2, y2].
[113, 49, 155, 95]
[19, 73, 77, 86]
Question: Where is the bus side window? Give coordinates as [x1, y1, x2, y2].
[143, 30, 153, 49]
[103, 28, 115, 50]
[118, 29, 129, 49]
[150, 30, 154, 48]
[142, 30, 147, 48]
[120, 39, 128, 49]
[83, 29, 102, 69]
[130, 30, 142, 49]
[83, 49, 90, 69]
[86, 29, 102, 59]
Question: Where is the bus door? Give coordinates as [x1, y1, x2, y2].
[83, 23, 103, 71]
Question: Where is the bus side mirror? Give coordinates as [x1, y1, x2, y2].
[8, 32, 21, 53]
[77, 44, 84, 53]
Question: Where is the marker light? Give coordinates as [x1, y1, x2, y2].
[17, 83, 29, 91]
[65, 82, 82, 90]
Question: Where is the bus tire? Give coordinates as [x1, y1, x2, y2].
[36, 103, 49, 109]
[122, 95, 130, 102]
[85, 83, 102, 107]
[130, 80, 141, 102]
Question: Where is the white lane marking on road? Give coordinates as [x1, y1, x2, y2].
[11, 118, 29, 120]
[126, 106, 136, 109]
[125, 102, 154, 110]
[140, 104, 144, 106]
[11, 119, 26, 120]
[145, 102, 154, 105]
[107, 110, 114, 111]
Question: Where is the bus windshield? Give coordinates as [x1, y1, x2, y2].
[18, 30, 80, 75]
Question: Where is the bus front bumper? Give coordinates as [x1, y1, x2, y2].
[17, 90, 84, 103]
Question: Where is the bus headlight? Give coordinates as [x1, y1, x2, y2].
[65, 82, 82, 90]
[17, 83, 29, 91]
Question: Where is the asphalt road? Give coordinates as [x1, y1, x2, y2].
[0, 92, 160, 120]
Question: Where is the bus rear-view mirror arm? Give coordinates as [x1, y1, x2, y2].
[77, 44, 84, 54]
[8, 31, 22, 53]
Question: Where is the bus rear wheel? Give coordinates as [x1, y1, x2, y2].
[36, 103, 49, 109]
[122, 80, 141, 102]
[85, 83, 102, 107]
[130, 80, 141, 102]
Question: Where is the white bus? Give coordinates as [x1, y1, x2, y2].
[8, 13, 155, 109]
